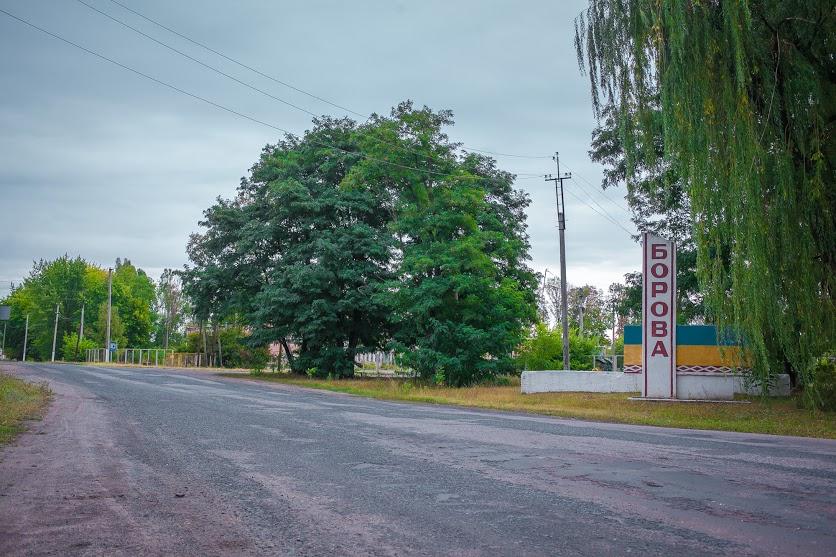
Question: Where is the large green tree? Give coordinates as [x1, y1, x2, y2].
[183, 103, 538, 384]
[576, 1, 835, 389]
[351, 104, 538, 386]
[184, 116, 395, 377]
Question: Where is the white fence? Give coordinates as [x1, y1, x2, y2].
[356, 351, 396, 368]
[86, 348, 218, 367]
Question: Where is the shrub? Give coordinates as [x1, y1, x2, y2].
[804, 356, 836, 411]
[515, 324, 604, 371]
[60, 333, 99, 362]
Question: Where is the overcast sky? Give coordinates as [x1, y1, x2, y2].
[0, 0, 640, 297]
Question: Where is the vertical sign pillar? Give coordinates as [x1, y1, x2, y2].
[642, 233, 677, 398]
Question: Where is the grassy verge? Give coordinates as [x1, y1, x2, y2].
[221, 373, 836, 439]
[0, 372, 51, 445]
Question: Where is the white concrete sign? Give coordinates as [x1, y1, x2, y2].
[642, 233, 676, 398]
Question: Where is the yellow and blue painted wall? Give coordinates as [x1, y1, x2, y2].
[623, 324, 749, 374]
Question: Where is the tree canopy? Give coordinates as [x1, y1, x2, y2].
[183, 102, 538, 385]
[576, 1, 835, 388]
[1, 256, 156, 360]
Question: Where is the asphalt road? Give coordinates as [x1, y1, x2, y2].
[1, 363, 834, 556]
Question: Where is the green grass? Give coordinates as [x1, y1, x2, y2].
[222, 373, 836, 439]
[0, 372, 51, 445]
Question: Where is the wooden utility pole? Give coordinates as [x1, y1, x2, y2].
[51, 303, 60, 362]
[545, 152, 572, 370]
[22, 313, 29, 362]
[75, 303, 84, 358]
[105, 268, 113, 363]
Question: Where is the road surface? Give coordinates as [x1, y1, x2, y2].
[1, 362, 834, 556]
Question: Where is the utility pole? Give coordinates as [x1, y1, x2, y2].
[611, 307, 617, 372]
[545, 152, 572, 370]
[75, 303, 85, 358]
[105, 268, 113, 363]
[22, 314, 29, 362]
[51, 303, 60, 362]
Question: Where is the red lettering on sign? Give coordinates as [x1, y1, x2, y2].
[652, 281, 668, 296]
[652, 321, 668, 337]
[650, 340, 669, 357]
[651, 301, 668, 317]
[652, 244, 668, 259]
[651, 263, 668, 279]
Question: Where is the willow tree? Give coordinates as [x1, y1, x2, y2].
[575, 1, 834, 390]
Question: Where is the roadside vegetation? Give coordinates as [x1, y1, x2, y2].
[2, 2, 832, 408]
[0, 372, 51, 445]
[224, 373, 836, 439]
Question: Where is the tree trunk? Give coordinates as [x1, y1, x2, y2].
[201, 321, 208, 366]
[215, 321, 223, 368]
[163, 314, 170, 350]
[280, 338, 294, 371]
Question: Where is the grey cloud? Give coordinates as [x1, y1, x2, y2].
[1, 0, 640, 287]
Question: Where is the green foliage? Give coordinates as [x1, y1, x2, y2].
[111, 259, 156, 349]
[153, 269, 186, 349]
[0, 256, 158, 361]
[364, 104, 538, 387]
[178, 327, 268, 369]
[541, 280, 613, 337]
[61, 332, 98, 362]
[184, 116, 394, 378]
[180, 331, 202, 353]
[183, 103, 538, 385]
[218, 326, 270, 369]
[576, 2, 835, 385]
[515, 324, 605, 371]
[91, 303, 126, 349]
[803, 356, 836, 412]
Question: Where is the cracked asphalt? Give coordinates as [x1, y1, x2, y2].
[1, 362, 834, 556]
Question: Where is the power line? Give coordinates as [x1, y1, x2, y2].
[106, 0, 366, 119]
[554, 167, 634, 235]
[566, 166, 631, 214]
[74, 0, 321, 119]
[563, 187, 634, 236]
[570, 181, 633, 233]
[102, 0, 552, 161]
[0, 8, 529, 186]
[72, 0, 546, 178]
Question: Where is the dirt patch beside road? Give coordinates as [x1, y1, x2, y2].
[0, 366, 258, 556]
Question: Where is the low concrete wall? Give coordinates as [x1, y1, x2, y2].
[521, 370, 791, 398]
[733, 374, 792, 397]
[521, 370, 640, 394]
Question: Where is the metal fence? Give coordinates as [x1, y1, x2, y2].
[590, 354, 623, 371]
[86, 348, 218, 367]
[356, 351, 397, 368]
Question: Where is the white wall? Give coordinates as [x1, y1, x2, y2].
[521, 370, 791, 398]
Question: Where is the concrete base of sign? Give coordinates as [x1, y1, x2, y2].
[676, 374, 735, 400]
[629, 397, 751, 404]
[521, 370, 791, 398]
